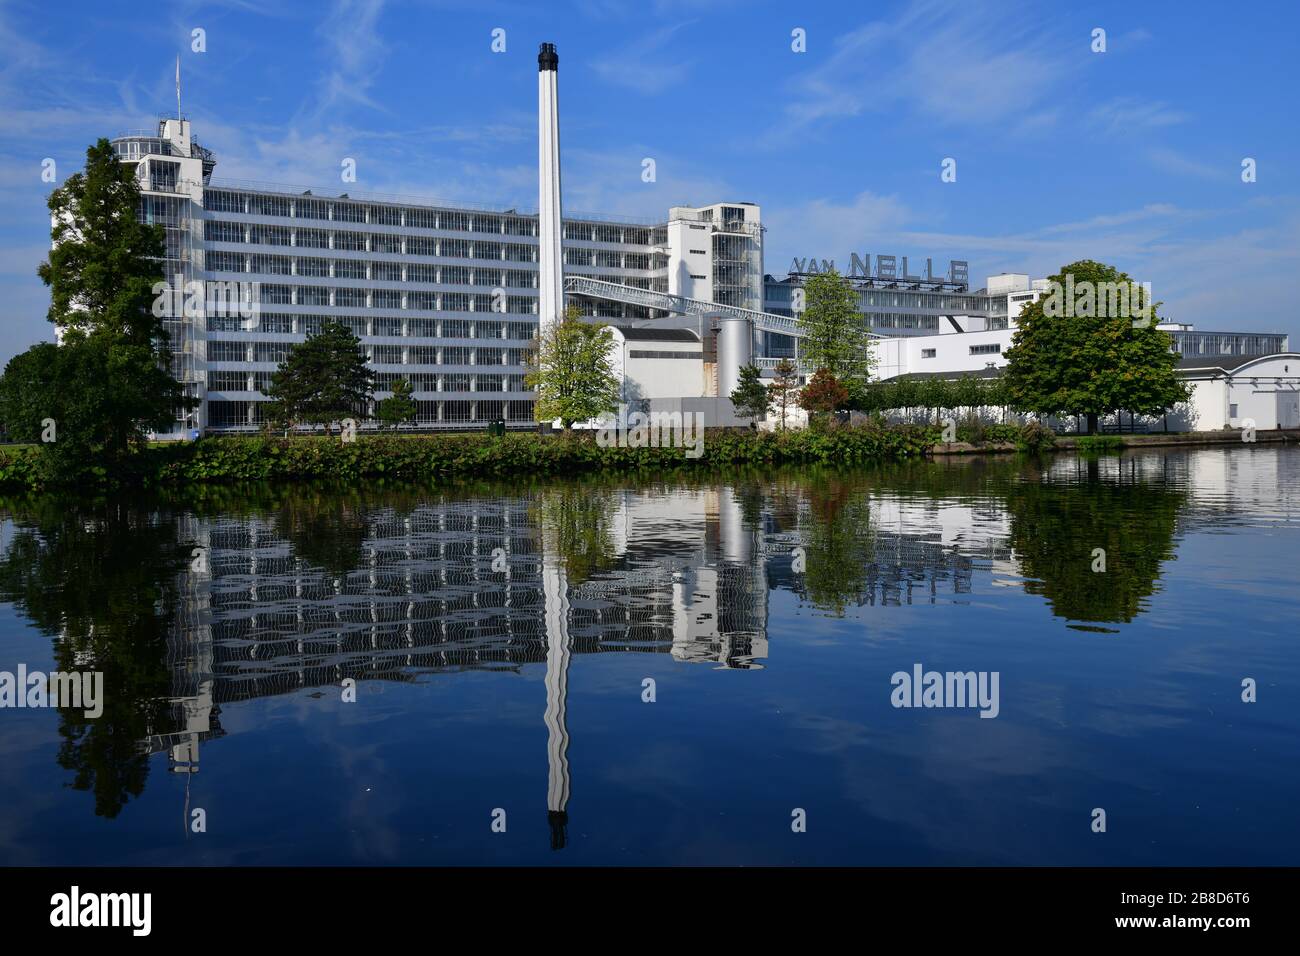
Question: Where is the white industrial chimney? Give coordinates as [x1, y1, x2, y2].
[537, 42, 564, 338]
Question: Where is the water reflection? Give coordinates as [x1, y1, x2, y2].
[3, 448, 1290, 837]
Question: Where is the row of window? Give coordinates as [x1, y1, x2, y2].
[207, 399, 536, 427]
[203, 191, 665, 246]
[235, 285, 538, 313]
[205, 251, 543, 287]
[205, 224, 542, 261]
[208, 371, 530, 392]
[204, 314, 537, 338]
[207, 341, 533, 365]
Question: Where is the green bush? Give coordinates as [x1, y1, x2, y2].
[0, 424, 943, 490]
[1072, 434, 1124, 454]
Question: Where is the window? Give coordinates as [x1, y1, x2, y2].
[333, 203, 366, 223]
[297, 257, 329, 277]
[261, 314, 293, 334]
[372, 234, 402, 255]
[205, 221, 245, 243]
[254, 342, 292, 363]
[249, 254, 291, 275]
[208, 341, 247, 362]
[969, 344, 1001, 355]
[1230, 403, 1239, 418]
[209, 371, 248, 391]
[295, 198, 328, 220]
[204, 190, 244, 213]
[251, 195, 291, 217]
[295, 228, 330, 249]
[441, 211, 470, 232]
[250, 225, 291, 246]
[206, 251, 245, 273]
[334, 259, 366, 280]
[922, 349, 936, 358]
[404, 208, 435, 229]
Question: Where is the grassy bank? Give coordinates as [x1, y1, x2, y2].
[0, 425, 941, 490]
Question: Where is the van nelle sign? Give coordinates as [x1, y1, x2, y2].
[791, 254, 969, 287]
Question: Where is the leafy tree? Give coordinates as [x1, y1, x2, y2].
[1003, 259, 1190, 433]
[0, 334, 183, 478]
[0, 139, 191, 473]
[525, 307, 620, 429]
[799, 367, 849, 416]
[768, 359, 800, 430]
[376, 378, 417, 430]
[729, 363, 770, 424]
[264, 321, 375, 434]
[796, 269, 874, 387]
[39, 138, 169, 348]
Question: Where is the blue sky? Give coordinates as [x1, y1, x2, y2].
[1, 0, 1297, 364]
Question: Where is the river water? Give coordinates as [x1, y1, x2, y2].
[0, 446, 1296, 865]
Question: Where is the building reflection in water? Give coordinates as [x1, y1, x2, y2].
[0, 451, 1214, 834]
[154, 482, 1016, 845]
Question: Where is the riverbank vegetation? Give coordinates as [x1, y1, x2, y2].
[0, 424, 949, 490]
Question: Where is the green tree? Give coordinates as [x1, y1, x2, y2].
[376, 378, 417, 430]
[39, 139, 169, 347]
[0, 139, 191, 473]
[796, 269, 874, 387]
[729, 363, 770, 424]
[264, 321, 375, 434]
[768, 359, 800, 430]
[1003, 260, 1190, 434]
[525, 307, 620, 429]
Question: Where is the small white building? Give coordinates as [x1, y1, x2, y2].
[1178, 353, 1300, 431]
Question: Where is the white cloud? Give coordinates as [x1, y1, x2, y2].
[779, 0, 1073, 134]
[591, 21, 697, 94]
[1087, 97, 1189, 136]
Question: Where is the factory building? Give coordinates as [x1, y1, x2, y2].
[92, 44, 1293, 437]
